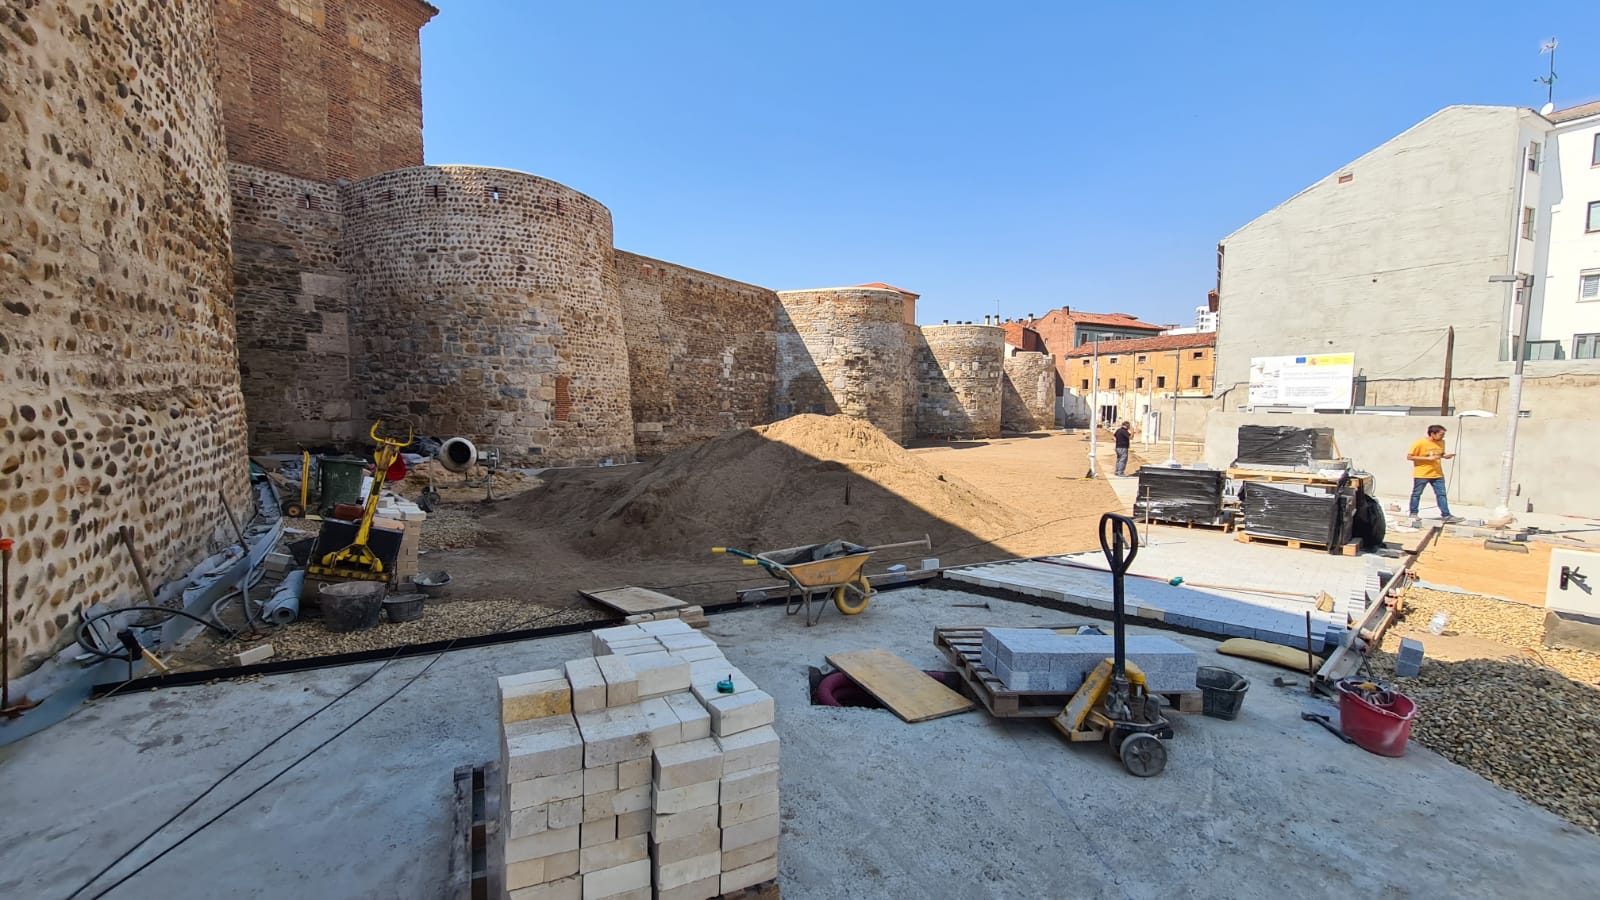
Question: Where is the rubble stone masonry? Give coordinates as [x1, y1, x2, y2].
[616, 252, 777, 456]
[914, 325, 1005, 439]
[210, 0, 437, 184]
[0, 0, 251, 669]
[1002, 351, 1057, 432]
[341, 166, 635, 466]
[775, 289, 911, 443]
[230, 163, 358, 447]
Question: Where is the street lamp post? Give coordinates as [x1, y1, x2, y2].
[1165, 351, 1183, 466]
[1488, 273, 1533, 525]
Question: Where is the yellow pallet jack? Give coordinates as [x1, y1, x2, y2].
[1052, 513, 1174, 777]
[309, 418, 412, 583]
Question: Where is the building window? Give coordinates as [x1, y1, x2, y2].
[1135, 376, 1145, 389]
[1522, 206, 1536, 240]
[1108, 378, 1117, 389]
[1081, 358, 1090, 366]
[1581, 270, 1600, 301]
[1109, 357, 1119, 364]
[1528, 142, 1541, 172]
[1156, 376, 1166, 389]
[1137, 355, 1147, 363]
[1081, 379, 1089, 390]
[1192, 350, 1204, 359]
[1588, 201, 1600, 233]
[1575, 333, 1600, 360]
[1190, 375, 1201, 388]
[1593, 133, 1600, 167]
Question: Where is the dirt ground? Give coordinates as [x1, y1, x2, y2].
[1411, 535, 1553, 604]
[426, 430, 1119, 613]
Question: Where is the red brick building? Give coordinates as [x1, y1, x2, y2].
[1001, 307, 1169, 396]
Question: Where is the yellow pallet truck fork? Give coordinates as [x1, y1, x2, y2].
[1052, 513, 1174, 776]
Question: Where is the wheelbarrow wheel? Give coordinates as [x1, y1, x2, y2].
[833, 578, 873, 615]
[1119, 733, 1167, 777]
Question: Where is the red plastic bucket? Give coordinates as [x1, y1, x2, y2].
[1337, 683, 1417, 757]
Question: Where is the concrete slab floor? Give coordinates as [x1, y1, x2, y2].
[2, 587, 1597, 899]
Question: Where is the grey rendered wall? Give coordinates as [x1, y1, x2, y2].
[1215, 106, 1527, 392]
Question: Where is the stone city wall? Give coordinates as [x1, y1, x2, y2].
[210, 0, 437, 185]
[229, 163, 359, 448]
[1002, 351, 1058, 432]
[616, 251, 777, 456]
[914, 325, 1005, 439]
[774, 288, 911, 443]
[341, 166, 635, 465]
[0, 0, 251, 672]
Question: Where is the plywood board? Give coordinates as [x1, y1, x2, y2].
[581, 586, 687, 615]
[825, 648, 975, 723]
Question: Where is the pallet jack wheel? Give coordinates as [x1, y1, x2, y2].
[832, 579, 872, 615]
[1119, 733, 1167, 777]
[281, 501, 305, 518]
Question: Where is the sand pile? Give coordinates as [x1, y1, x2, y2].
[507, 415, 1030, 560]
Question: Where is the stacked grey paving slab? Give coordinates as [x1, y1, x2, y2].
[498, 619, 778, 900]
[980, 628, 1199, 693]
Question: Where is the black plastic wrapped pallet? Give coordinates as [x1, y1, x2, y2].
[1241, 481, 1359, 548]
[1133, 468, 1225, 523]
[1232, 425, 1335, 468]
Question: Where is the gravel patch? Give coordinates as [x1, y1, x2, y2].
[1371, 587, 1600, 835]
[254, 597, 610, 662]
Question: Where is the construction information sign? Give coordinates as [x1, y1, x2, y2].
[1248, 353, 1355, 409]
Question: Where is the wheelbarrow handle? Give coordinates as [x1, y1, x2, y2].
[1098, 513, 1139, 575]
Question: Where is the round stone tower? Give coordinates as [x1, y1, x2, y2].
[915, 325, 1006, 439]
[774, 287, 913, 443]
[342, 166, 635, 465]
[1002, 350, 1058, 432]
[0, 0, 250, 670]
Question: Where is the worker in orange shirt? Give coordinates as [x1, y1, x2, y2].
[1406, 424, 1459, 526]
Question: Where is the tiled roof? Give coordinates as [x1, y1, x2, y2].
[855, 282, 919, 297]
[1061, 332, 1216, 357]
[1062, 311, 1165, 329]
[1546, 100, 1600, 123]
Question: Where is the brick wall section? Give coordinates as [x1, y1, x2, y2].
[0, 0, 251, 672]
[211, 0, 437, 185]
[615, 251, 778, 456]
[1002, 351, 1058, 432]
[774, 289, 911, 443]
[229, 163, 360, 448]
[914, 325, 1006, 439]
[341, 166, 635, 466]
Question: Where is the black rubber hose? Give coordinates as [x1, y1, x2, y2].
[76, 606, 233, 662]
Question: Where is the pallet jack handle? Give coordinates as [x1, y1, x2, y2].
[1098, 513, 1139, 685]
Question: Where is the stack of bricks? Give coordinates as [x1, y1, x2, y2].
[498, 619, 779, 899]
[623, 606, 710, 629]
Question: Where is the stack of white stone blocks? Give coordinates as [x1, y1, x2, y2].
[979, 628, 1199, 693]
[498, 619, 779, 899]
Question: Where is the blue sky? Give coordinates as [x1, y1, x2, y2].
[420, 1, 1600, 327]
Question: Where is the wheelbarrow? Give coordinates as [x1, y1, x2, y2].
[713, 535, 930, 626]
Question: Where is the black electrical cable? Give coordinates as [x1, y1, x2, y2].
[68, 604, 572, 900]
[75, 607, 234, 662]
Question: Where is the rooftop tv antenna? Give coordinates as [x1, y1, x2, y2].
[1536, 38, 1558, 108]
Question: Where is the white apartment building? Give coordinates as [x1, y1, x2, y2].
[1529, 100, 1600, 359]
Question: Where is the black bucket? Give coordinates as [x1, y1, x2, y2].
[1196, 666, 1250, 720]
[319, 581, 386, 632]
[383, 595, 426, 624]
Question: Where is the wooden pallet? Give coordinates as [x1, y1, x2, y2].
[933, 627, 1202, 719]
[448, 761, 502, 900]
[1141, 516, 1234, 533]
[1237, 532, 1360, 556]
[1227, 467, 1373, 489]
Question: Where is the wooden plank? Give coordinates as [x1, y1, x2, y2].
[581, 585, 687, 615]
[826, 648, 975, 723]
[447, 765, 473, 900]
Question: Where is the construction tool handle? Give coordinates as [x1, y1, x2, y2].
[866, 534, 932, 553]
[1098, 513, 1139, 574]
